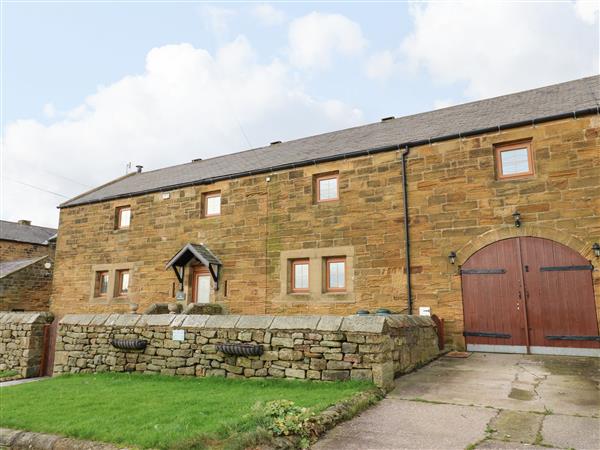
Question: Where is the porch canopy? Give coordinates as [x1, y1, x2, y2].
[165, 243, 222, 290]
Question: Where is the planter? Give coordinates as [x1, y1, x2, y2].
[216, 342, 264, 356]
[111, 338, 148, 350]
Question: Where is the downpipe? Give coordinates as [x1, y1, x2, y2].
[401, 145, 413, 315]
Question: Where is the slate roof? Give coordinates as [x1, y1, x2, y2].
[0, 221, 58, 245]
[166, 243, 223, 269]
[61, 75, 600, 208]
[0, 256, 48, 279]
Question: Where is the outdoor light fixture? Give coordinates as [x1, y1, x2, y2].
[448, 251, 457, 265]
[512, 211, 521, 228]
[593, 243, 600, 258]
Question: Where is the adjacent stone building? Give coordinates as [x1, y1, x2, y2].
[50, 76, 600, 354]
[0, 220, 57, 311]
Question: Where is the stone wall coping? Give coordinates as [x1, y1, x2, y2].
[57, 313, 435, 332]
[0, 312, 53, 325]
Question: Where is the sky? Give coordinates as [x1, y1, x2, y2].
[1, 1, 599, 228]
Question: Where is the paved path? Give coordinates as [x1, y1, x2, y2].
[313, 353, 599, 450]
[0, 377, 48, 387]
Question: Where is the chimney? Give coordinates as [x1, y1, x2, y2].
[136, 165, 143, 173]
[18, 220, 31, 226]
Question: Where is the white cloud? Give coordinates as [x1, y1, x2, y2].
[288, 12, 367, 70]
[401, 1, 599, 98]
[575, 0, 600, 24]
[365, 50, 397, 81]
[42, 103, 56, 118]
[252, 3, 286, 26]
[1, 37, 364, 227]
[201, 5, 236, 38]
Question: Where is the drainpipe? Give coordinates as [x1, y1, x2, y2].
[401, 145, 413, 315]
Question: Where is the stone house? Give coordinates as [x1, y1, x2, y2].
[51, 76, 600, 355]
[0, 220, 57, 311]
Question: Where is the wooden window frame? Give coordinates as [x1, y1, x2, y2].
[95, 271, 109, 297]
[115, 206, 131, 229]
[315, 172, 339, 203]
[115, 269, 130, 297]
[494, 140, 534, 180]
[290, 259, 310, 293]
[203, 191, 221, 217]
[325, 257, 346, 292]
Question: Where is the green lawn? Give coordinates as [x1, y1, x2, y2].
[0, 373, 372, 449]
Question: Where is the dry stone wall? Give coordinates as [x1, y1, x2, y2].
[53, 313, 439, 389]
[0, 312, 53, 378]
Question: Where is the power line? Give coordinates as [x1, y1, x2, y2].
[37, 168, 93, 188]
[4, 178, 70, 198]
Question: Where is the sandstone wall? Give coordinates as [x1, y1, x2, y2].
[0, 257, 54, 311]
[0, 312, 54, 378]
[51, 116, 600, 348]
[53, 313, 439, 390]
[0, 240, 54, 261]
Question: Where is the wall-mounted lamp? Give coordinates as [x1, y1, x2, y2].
[592, 243, 600, 258]
[448, 251, 457, 265]
[43, 262, 52, 270]
[512, 211, 521, 228]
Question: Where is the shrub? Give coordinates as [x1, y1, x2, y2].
[256, 400, 316, 448]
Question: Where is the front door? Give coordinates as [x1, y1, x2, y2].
[461, 237, 599, 356]
[192, 267, 211, 304]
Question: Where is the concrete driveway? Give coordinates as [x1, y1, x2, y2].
[314, 353, 599, 450]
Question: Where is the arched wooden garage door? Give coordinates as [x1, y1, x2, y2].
[461, 237, 599, 356]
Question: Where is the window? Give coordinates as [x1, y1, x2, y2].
[291, 259, 309, 293]
[116, 269, 130, 296]
[326, 257, 346, 292]
[203, 192, 221, 217]
[495, 141, 534, 179]
[116, 206, 131, 229]
[95, 271, 109, 297]
[316, 173, 339, 202]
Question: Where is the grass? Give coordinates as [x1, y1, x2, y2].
[0, 369, 19, 378]
[0, 373, 372, 449]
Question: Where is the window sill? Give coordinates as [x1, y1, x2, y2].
[90, 297, 109, 304]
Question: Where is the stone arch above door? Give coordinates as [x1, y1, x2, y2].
[455, 225, 596, 266]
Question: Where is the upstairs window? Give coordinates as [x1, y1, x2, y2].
[326, 257, 346, 292]
[291, 259, 309, 293]
[495, 141, 534, 179]
[316, 173, 339, 202]
[116, 269, 130, 296]
[203, 192, 221, 217]
[116, 206, 131, 229]
[95, 271, 109, 297]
